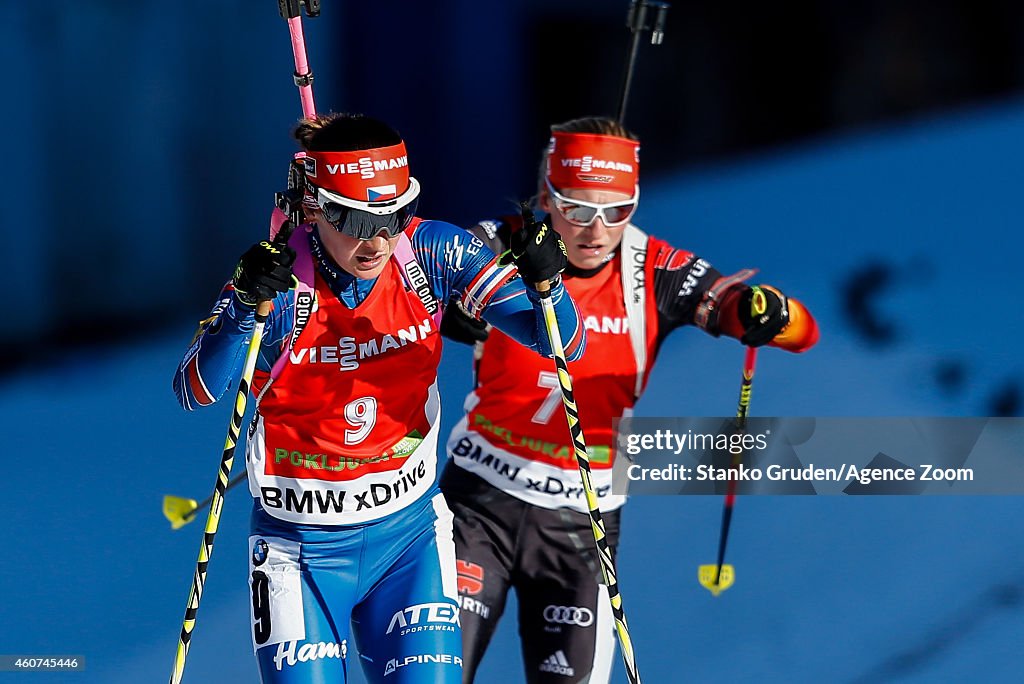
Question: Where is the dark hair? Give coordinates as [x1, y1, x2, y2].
[293, 112, 404, 152]
[550, 116, 638, 141]
[536, 116, 640, 199]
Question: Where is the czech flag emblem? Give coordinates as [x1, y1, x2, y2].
[367, 184, 398, 201]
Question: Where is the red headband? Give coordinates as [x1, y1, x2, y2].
[546, 132, 639, 197]
[302, 142, 410, 202]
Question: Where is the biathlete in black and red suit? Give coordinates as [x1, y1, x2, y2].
[439, 116, 819, 684]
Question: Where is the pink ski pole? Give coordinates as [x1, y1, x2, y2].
[280, 0, 319, 119]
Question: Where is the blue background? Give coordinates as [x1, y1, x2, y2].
[1, 2, 1022, 682]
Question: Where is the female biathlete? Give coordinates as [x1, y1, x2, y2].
[439, 116, 819, 683]
[173, 112, 584, 684]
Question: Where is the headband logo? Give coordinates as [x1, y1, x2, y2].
[560, 156, 634, 173]
[322, 155, 408, 180]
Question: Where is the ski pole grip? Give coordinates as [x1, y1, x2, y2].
[627, 1, 671, 37]
[516, 201, 555, 297]
[273, 218, 297, 247]
[252, 215, 299, 316]
[650, 2, 670, 44]
[278, 0, 320, 19]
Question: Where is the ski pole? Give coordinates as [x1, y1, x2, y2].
[279, 0, 319, 119]
[616, 1, 670, 124]
[697, 291, 765, 597]
[168, 6, 318, 683]
[161, 173, 305, 532]
[522, 204, 642, 684]
[163, 473, 247, 530]
[167, 264, 295, 684]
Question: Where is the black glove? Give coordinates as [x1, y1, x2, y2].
[738, 285, 789, 347]
[499, 204, 567, 285]
[440, 297, 490, 345]
[232, 240, 296, 307]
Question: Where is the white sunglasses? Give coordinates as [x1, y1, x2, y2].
[545, 179, 639, 227]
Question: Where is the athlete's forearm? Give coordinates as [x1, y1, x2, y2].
[172, 287, 286, 410]
[651, 247, 727, 334]
[410, 217, 584, 357]
[482, 276, 586, 361]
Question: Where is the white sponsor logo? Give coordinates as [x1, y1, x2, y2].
[273, 640, 347, 671]
[539, 650, 575, 676]
[583, 315, 629, 335]
[441, 234, 482, 273]
[322, 155, 409, 180]
[288, 318, 433, 371]
[477, 220, 499, 240]
[445, 234, 467, 271]
[386, 603, 461, 636]
[561, 156, 634, 174]
[384, 654, 463, 677]
[543, 605, 594, 627]
[679, 258, 710, 297]
[457, 594, 491, 619]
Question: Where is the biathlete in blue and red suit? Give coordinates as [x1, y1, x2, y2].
[173, 113, 585, 684]
[439, 116, 820, 684]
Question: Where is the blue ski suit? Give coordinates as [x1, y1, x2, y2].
[174, 219, 584, 683]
